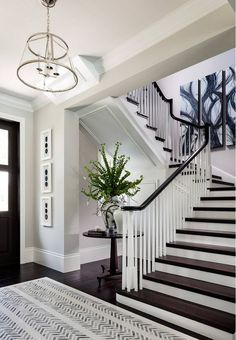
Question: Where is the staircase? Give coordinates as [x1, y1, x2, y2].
[116, 83, 236, 340]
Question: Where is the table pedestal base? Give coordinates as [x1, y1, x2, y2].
[97, 237, 121, 288]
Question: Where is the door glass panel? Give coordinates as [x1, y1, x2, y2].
[0, 129, 8, 165]
[0, 171, 8, 211]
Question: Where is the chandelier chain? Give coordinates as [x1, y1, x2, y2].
[47, 6, 50, 34]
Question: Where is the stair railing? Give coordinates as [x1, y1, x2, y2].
[123, 85, 211, 292]
[127, 82, 202, 160]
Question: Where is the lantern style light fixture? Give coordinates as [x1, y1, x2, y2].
[17, 0, 78, 93]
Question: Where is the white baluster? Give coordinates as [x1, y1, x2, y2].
[122, 211, 127, 290]
[139, 211, 143, 290]
[152, 201, 155, 272]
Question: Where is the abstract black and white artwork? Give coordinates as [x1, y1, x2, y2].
[225, 67, 235, 146]
[180, 79, 199, 124]
[180, 80, 199, 154]
[41, 163, 52, 193]
[40, 128, 52, 160]
[201, 71, 223, 149]
[41, 196, 52, 227]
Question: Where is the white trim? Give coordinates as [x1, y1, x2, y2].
[155, 262, 235, 288]
[31, 94, 50, 112]
[21, 247, 34, 264]
[0, 112, 26, 265]
[212, 165, 236, 183]
[33, 248, 80, 273]
[80, 242, 122, 265]
[142, 279, 234, 314]
[0, 92, 33, 113]
[102, 0, 230, 71]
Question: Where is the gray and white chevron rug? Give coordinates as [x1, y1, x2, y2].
[0, 277, 189, 340]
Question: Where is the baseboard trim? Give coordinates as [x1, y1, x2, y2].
[80, 242, 122, 265]
[22, 244, 122, 273]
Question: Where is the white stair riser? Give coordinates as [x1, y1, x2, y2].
[184, 221, 235, 232]
[116, 293, 234, 340]
[142, 279, 234, 314]
[209, 190, 235, 197]
[176, 233, 235, 247]
[211, 183, 235, 188]
[155, 262, 235, 288]
[166, 247, 235, 266]
[192, 211, 235, 219]
[199, 200, 235, 207]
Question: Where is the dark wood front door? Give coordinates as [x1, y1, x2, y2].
[0, 119, 20, 266]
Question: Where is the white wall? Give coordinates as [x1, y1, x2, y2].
[0, 101, 34, 263]
[34, 103, 65, 257]
[157, 48, 236, 176]
[78, 125, 112, 264]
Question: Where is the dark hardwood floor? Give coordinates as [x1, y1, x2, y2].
[0, 258, 122, 305]
[0, 259, 211, 339]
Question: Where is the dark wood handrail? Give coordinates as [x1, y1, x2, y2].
[122, 124, 209, 211]
[152, 82, 204, 129]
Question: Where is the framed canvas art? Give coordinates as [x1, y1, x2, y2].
[40, 129, 52, 161]
[41, 163, 52, 193]
[41, 196, 52, 227]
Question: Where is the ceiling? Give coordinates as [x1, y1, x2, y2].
[0, 0, 189, 101]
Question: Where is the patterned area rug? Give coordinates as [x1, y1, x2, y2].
[0, 277, 188, 340]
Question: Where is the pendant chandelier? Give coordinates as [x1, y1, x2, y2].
[17, 0, 78, 93]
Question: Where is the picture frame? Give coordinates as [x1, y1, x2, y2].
[41, 162, 52, 193]
[41, 196, 52, 227]
[40, 129, 52, 161]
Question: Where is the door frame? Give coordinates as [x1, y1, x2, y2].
[0, 112, 26, 264]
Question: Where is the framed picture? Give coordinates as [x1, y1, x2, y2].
[41, 196, 52, 227]
[40, 129, 52, 160]
[41, 163, 52, 193]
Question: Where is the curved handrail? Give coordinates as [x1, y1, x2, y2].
[122, 124, 209, 211]
[152, 82, 204, 129]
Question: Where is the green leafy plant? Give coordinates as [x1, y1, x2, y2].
[82, 142, 143, 204]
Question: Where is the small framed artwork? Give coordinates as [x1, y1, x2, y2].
[41, 196, 52, 227]
[40, 129, 52, 160]
[41, 163, 52, 193]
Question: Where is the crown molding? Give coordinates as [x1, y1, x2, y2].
[31, 94, 51, 112]
[0, 92, 34, 113]
[102, 0, 230, 71]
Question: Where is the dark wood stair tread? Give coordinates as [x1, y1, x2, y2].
[143, 271, 235, 302]
[208, 187, 236, 191]
[126, 97, 139, 106]
[212, 174, 222, 180]
[185, 217, 235, 224]
[137, 112, 148, 119]
[155, 136, 165, 142]
[155, 255, 235, 277]
[166, 241, 236, 256]
[201, 196, 235, 201]
[212, 179, 235, 186]
[177, 228, 236, 238]
[117, 302, 212, 340]
[117, 288, 235, 333]
[163, 147, 172, 152]
[146, 124, 157, 131]
[193, 207, 236, 211]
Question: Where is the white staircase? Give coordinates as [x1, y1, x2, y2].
[116, 83, 235, 340]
